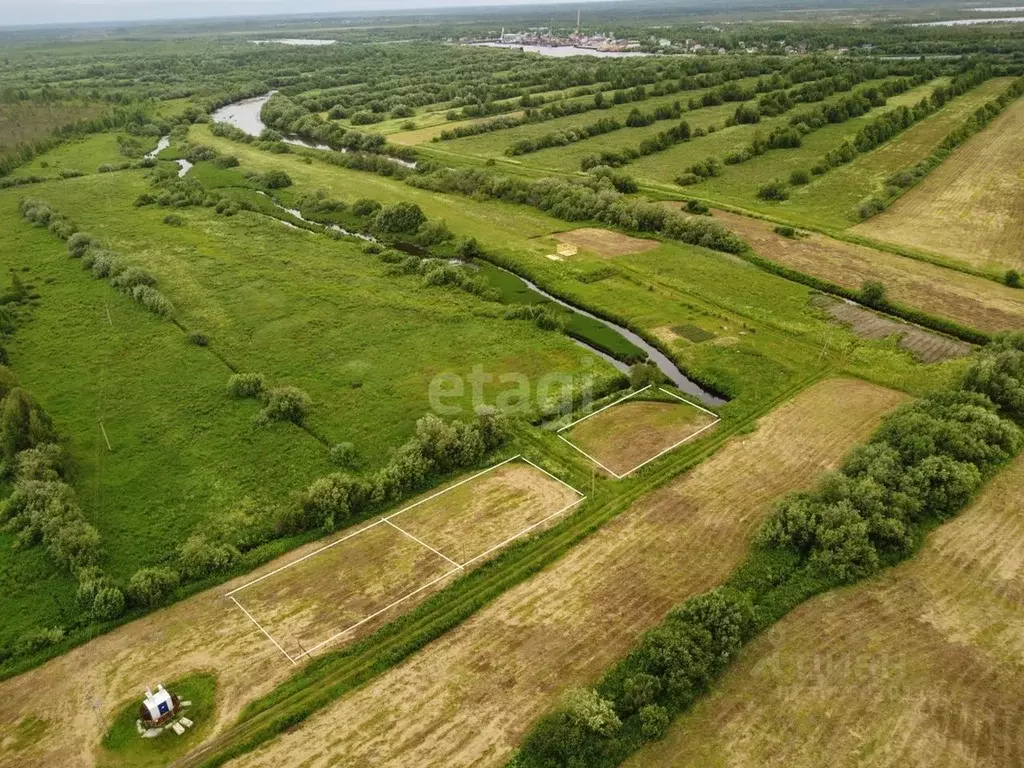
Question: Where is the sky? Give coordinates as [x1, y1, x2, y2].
[2, 0, 583, 28]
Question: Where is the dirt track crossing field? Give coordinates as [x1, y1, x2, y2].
[711, 209, 1024, 334]
[852, 95, 1024, 274]
[625, 451, 1024, 768]
[0, 461, 575, 768]
[227, 378, 906, 768]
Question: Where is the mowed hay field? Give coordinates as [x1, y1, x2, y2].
[564, 398, 718, 476]
[0, 462, 567, 768]
[710, 209, 1024, 334]
[626, 451, 1024, 768]
[853, 94, 1024, 274]
[231, 461, 582, 660]
[227, 379, 907, 768]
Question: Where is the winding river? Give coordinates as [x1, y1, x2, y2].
[211, 94, 724, 407]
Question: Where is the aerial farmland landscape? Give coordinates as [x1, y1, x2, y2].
[0, 0, 1022, 766]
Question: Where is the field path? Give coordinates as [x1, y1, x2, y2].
[229, 378, 906, 768]
[853, 93, 1024, 274]
[626, 450, 1024, 768]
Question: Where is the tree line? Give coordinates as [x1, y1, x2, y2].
[511, 334, 1024, 768]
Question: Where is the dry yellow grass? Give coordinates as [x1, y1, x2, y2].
[565, 399, 718, 476]
[0, 462, 571, 768]
[553, 228, 660, 258]
[232, 461, 579, 660]
[227, 379, 906, 768]
[853, 95, 1024, 274]
[626, 451, 1024, 768]
[712, 209, 1024, 334]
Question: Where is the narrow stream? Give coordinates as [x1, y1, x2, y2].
[214, 95, 724, 407]
[146, 134, 192, 177]
[510, 270, 725, 406]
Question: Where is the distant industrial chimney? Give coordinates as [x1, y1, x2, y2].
[576, 9, 581, 36]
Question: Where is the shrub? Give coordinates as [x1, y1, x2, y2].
[91, 585, 126, 621]
[127, 567, 180, 607]
[227, 372, 266, 398]
[629, 363, 662, 389]
[757, 180, 789, 201]
[187, 332, 209, 346]
[638, 704, 670, 740]
[14, 443, 64, 482]
[131, 285, 174, 317]
[260, 386, 312, 425]
[1005, 270, 1021, 288]
[330, 442, 359, 469]
[259, 169, 292, 189]
[774, 225, 797, 238]
[178, 534, 239, 580]
[66, 232, 95, 259]
[163, 214, 184, 226]
[789, 168, 811, 185]
[0, 388, 56, 463]
[860, 280, 887, 307]
[214, 155, 240, 168]
[58, 168, 84, 179]
[374, 201, 427, 235]
[684, 199, 709, 215]
[352, 198, 382, 217]
[857, 197, 887, 219]
[110, 267, 156, 293]
[14, 626, 65, 657]
[674, 173, 701, 187]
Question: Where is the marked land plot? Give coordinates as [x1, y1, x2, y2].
[229, 458, 583, 662]
[560, 387, 720, 478]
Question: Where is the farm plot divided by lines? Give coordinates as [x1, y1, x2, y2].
[228, 457, 583, 663]
[559, 386, 720, 478]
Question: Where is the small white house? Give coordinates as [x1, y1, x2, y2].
[140, 684, 179, 727]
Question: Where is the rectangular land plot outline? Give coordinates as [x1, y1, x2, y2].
[228, 455, 584, 664]
[557, 386, 721, 479]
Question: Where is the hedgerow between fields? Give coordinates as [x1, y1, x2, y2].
[509, 334, 1024, 768]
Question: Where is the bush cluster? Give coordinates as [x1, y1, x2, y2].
[280, 409, 510, 534]
[20, 199, 175, 319]
[407, 167, 743, 255]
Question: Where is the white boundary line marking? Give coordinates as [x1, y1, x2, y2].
[557, 434, 624, 479]
[557, 385, 651, 433]
[226, 518, 386, 597]
[231, 596, 296, 665]
[459, 496, 585, 569]
[558, 386, 721, 479]
[300, 495, 587, 657]
[227, 455, 587, 661]
[301, 566, 462, 656]
[519, 455, 586, 497]
[656, 386, 720, 418]
[227, 456, 522, 598]
[383, 454, 521, 523]
[384, 518, 463, 568]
